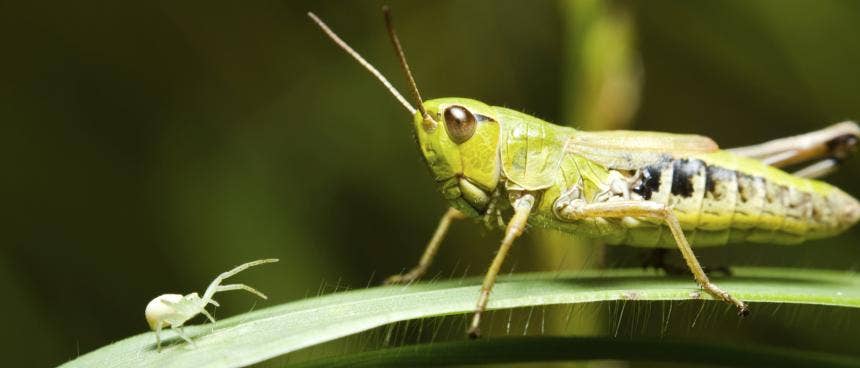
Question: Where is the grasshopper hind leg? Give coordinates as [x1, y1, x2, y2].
[727, 121, 859, 178]
[554, 199, 749, 317]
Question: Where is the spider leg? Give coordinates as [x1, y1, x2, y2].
[199, 307, 216, 324]
[155, 324, 163, 352]
[201, 259, 278, 302]
[215, 284, 268, 299]
[175, 326, 196, 347]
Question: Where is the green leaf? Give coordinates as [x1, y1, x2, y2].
[61, 268, 860, 368]
[291, 336, 860, 368]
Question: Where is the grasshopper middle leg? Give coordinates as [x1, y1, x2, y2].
[555, 200, 749, 316]
[386, 207, 466, 284]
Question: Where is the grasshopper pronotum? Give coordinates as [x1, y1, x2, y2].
[309, 8, 860, 338]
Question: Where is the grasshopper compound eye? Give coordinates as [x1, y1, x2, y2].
[443, 105, 477, 144]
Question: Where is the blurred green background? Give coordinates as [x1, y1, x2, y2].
[4, 0, 860, 366]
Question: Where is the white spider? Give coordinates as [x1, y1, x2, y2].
[145, 258, 279, 351]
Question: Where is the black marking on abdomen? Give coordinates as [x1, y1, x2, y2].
[705, 165, 736, 201]
[671, 158, 705, 197]
[736, 173, 763, 203]
[633, 165, 663, 200]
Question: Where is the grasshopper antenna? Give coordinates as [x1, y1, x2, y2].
[308, 11, 416, 115]
[382, 6, 434, 124]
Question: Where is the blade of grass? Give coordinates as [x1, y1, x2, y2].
[289, 336, 860, 368]
[61, 267, 860, 368]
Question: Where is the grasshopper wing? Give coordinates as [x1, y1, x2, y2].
[566, 130, 719, 170]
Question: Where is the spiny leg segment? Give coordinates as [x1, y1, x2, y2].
[555, 199, 749, 316]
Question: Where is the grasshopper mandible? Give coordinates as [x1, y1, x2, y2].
[309, 8, 860, 338]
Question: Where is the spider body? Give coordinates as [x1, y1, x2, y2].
[144, 258, 278, 351]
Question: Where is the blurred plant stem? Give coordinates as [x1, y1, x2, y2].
[534, 0, 642, 337]
[562, 0, 641, 130]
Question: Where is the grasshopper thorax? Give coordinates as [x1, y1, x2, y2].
[414, 98, 502, 217]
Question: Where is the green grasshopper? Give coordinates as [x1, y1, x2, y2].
[309, 8, 860, 338]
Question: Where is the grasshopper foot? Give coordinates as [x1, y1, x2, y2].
[467, 304, 488, 339]
[384, 269, 424, 285]
[467, 326, 481, 339]
[699, 281, 750, 319]
[383, 274, 406, 285]
[738, 303, 751, 317]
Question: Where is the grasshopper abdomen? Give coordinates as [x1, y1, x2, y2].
[548, 150, 860, 247]
[632, 154, 858, 246]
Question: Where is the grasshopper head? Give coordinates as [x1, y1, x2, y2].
[308, 11, 501, 217]
[414, 98, 502, 217]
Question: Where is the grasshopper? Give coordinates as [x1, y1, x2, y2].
[309, 8, 860, 338]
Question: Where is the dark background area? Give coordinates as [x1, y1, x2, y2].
[3, 1, 859, 366]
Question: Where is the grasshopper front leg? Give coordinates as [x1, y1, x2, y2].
[468, 193, 535, 338]
[386, 207, 466, 284]
[555, 199, 749, 317]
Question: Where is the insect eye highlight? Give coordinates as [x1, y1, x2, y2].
[443, 105, 477, 144]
